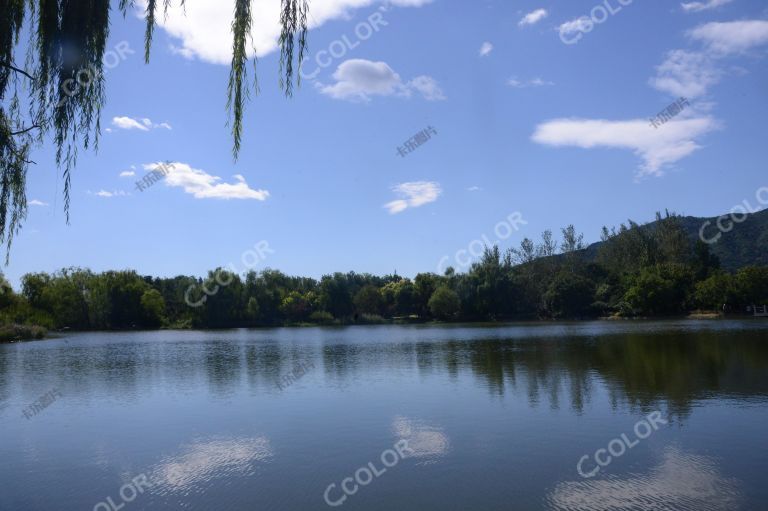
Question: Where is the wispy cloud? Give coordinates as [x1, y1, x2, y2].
[384, 181, 442, 214]
[519, 8, 548, 27]
[681, 0, 734, 13]
[119, 170, 136, 177]
[650, 20, 768, 98]
[467, 186, 482, 192]
[559, 16, 591, 38]
[91, 190, 129, 198]
[649, 50, 720, 98]
[319, 59, 444, 102]
[531, 116, 719, 179]
[112, 116, 172, 131]
[29, 199, 49, 206]
[479, 41, 494, 57]
[144, 162, 270, 200]
[408, 75, 446, 101]
[688, 19, 768, 55]
[508, 77, 554, 88]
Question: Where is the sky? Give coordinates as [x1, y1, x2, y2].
[8, 0, 768, 286]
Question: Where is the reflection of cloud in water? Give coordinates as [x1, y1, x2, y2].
[547, 447, 742, 511]
[392, 416, 449, 462]
[150, 436, 272, 494]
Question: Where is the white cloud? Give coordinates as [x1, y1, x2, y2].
[144, 162, 270, 200]
[549, 448, 741, 511]
[119, 170, 136, 177]
[649, 50, 720, 98]
[112, 116, 148, 131]
[681, 0, 734, 13]
[508, 77, 554, 88]
[29, 199, 49, 206]
[384, 181, 441, 214]
[479, 42, 494, 57]
[688, 20, 768, 55]
[408, 75, 446, 101]
[650, 20, 768, 98]
[519, 8, 548, 27]
[92, 190, 129, 198]
[150, 437, 273, 492]
[467, 186, 481, 192]
[392, 416, 449, 459]
[319, 59, 444, 102]
[559, 16, 592, 37]
[134, 0, 432, 65]
[531, 116, 719, 178]
[112, 116, 172, 131]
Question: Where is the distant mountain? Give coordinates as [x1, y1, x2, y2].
[581, 208, 768, 271]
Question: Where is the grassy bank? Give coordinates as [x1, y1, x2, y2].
[0, 324, 47, 343]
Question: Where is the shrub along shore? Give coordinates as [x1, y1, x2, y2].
[1, 213, 766, 340]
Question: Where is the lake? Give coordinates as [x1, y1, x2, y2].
[1, 320, 767, 510]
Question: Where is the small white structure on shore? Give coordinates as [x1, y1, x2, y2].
[754, 305, 768, 317]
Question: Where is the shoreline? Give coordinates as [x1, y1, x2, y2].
[5, 312, 765, 343]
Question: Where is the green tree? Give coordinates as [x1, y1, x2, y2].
[140, 289, 166, 328]
[624, 264, 694, 315]
[280, 291, 312, 322]
[319, 273, 354, 319]
[413, 273, 441, 317]
[353, 285, 382, 315]
[428, 286, 460, 320]
[543, 272, 596, 318]
[694, 272, 736, 310]
[381, 279, 415, 317]
[735, 266, 768, 304]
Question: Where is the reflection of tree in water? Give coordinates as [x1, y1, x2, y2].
[463, 329, 768, 417]
[464, 338, 592, 413]
[3, 326, 766, 412]
[592, 330, 768, 418]
[204, 341, 243, 396]
[0, 347, 8, 410]
[302, 327, 768, 415]
[244, 343, 315, 390]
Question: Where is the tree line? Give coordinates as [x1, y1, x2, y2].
[1, 212, 766, 334]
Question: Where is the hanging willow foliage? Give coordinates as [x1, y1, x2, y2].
[0, 0, 309, 261]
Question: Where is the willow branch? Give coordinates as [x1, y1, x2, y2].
[0, 62, 34, 81]
[10, 125, 41, 136]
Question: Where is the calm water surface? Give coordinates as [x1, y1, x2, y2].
[1, 320, 767, 511]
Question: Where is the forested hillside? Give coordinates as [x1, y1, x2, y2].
[582, 209, 768, 270]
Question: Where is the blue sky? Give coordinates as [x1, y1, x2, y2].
[9, 0, 768, 286]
